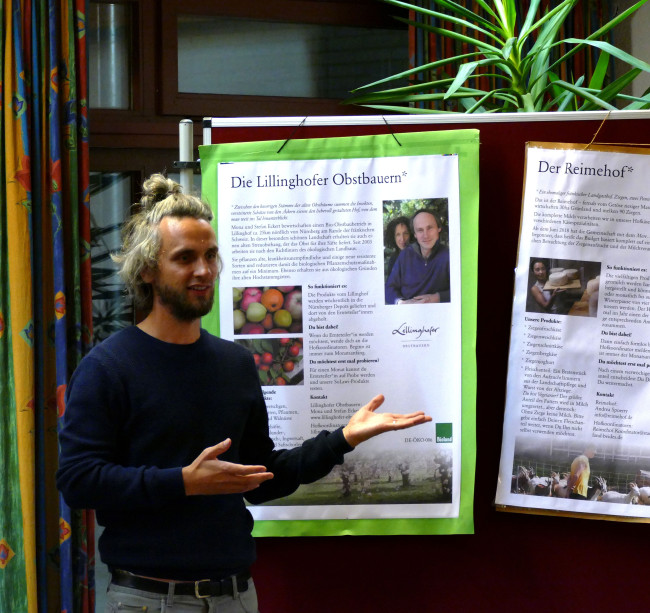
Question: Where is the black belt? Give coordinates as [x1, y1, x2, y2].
[110, 569, 251, 598]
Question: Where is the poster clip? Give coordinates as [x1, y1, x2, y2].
[277, 117, 308, 153]
[383, 116, 402, 147]
[173, 160, 201, 172]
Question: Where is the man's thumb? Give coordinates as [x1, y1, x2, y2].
[204, 438, 231, 459]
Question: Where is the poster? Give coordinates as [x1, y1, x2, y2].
[496, 143, 650, 521]
[200, 130, 478, 535]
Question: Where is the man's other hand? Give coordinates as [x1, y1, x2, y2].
[182, 439, 274, 495]
[342, 394, 432, 448]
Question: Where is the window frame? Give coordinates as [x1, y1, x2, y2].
[159, 0, 406, 117]
[88, 0, 155, 120]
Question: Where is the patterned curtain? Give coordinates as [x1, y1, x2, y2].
[1, 1, 92, 612]
[409, 0, 614, 111]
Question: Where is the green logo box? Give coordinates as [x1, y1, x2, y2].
[436, 422, 453, 443]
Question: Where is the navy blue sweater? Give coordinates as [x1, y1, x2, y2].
[385, 240, 450, 304]
[56, 327, 352, 579]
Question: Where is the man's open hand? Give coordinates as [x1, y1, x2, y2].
[182, 439, 274, 496]
[342, 394, 432, 448]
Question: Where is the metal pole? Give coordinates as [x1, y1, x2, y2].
[179, 119, 193, 193]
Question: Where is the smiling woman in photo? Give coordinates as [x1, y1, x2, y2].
[384, 215, 413, 277]
[529, 258, 561, 313]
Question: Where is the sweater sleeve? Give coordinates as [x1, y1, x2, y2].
[237, 352, 354, 504]
[385, 254, 404, 304]
[244, 428, 354, 505]
[56, 354, 186, 511]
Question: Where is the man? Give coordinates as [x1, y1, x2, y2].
[566, 445, 596, 500]
[385, 209, 450, 305]
[57, 175, 431, 612]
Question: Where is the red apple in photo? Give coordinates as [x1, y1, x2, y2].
[241, 287, 262, 311]
[241, 322, 265, 335]
[277, 286, 294, 292]
[284, 290, 302, 320]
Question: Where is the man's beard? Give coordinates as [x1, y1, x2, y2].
[155, 282, 214, 321]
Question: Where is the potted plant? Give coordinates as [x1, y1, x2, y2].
[345, 0, 650, 112]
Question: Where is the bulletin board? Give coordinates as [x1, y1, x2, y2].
[198, 111, 650, 613]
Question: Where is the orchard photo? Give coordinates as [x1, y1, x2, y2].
[235, 336, 304, 386]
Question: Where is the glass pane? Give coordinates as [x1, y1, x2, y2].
[88, 3, 131, 109]
[90, 172, 134, 343]
[177, 16, 407, 98]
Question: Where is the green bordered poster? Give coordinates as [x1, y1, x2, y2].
[199, 130, 478, 535]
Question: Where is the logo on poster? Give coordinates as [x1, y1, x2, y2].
[392, 322, 439, 339]
[436, 423, 453, 443]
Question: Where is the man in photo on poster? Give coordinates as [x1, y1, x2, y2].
[385, 209, 450, 305]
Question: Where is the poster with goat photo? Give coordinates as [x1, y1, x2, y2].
[200, 130, 479, 536]
[495, 143, 650, 521]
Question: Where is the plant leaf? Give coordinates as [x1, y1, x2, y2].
[586, 0, 649, 41]
[519, 0, 577, 52]
[358, 104, 463, 114]
[621, 92, 650, 110]
[580, 68, 642, 110]
[545, 73, 584, 111]
[492, 0, 513, 36]
[445, 58, 509, 97]
[394, 18, 502, 55]
[351, 53, 480, 92]
[502, 37, 516, 61]
[446, 62, 480, 98]
[387, 0, 501, 31]
[463, 88, 517, 112]
[519, 0, 542, 40]
[549, 0, 650, 72]
[547, 79, 617, 110]
[588, 51, 610, 90]
[527, 0, 579, 100]
[383, 0, 503, 42]
[562, 38, 650, 74]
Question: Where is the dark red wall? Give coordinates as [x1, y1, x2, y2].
[212, 116, 649, 613]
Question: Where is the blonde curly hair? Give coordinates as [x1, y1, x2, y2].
[112, 174, 221, 313]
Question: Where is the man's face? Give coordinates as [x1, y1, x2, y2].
[145, 216, 219, 322]
[413, 212, 441, 255]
